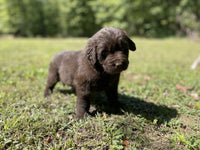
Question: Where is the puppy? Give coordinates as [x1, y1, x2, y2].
[44, 27, 136, 119]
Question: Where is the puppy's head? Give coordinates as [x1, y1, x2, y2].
[85, 27, 136, 74]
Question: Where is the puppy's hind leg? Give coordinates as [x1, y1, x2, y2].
[44, 64, 59, 97]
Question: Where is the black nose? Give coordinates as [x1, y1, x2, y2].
[115, 62, 122, 67]
[115, 61, 129, 69]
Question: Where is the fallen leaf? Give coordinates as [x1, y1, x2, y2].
[44, 137, 51, 144]
[176, 84, 191, 92]
[163, 90, 169, 97]
[191, 93, 199, 101]
[103, 113, 107, 119]
[186, 103, 195, 109]
[124, 140, 130, 148]
[193, 96, 199, 101]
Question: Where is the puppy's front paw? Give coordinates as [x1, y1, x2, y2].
[44, 89, 50, 97]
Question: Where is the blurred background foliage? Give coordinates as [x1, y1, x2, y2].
[0, 0, 200, 37]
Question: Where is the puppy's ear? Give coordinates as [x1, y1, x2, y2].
[86, 46, 104, 72]
[86, 47, 97, 66]
[128, 38, 136, 51]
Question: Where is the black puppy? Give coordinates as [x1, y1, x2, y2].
[44, 27, 136, 119]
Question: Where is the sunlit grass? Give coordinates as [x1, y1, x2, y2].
[0, 37, 200, 149]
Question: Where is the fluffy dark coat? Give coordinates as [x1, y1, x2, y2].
[44, 27, 136, 119]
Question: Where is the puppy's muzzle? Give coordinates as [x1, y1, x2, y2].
[114, 60, 129, 70]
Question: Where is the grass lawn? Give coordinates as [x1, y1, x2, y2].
[0, 37, 200, 149]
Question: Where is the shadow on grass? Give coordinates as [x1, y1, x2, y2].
[57, 88, 75, 95]
[57, 89, 178, 125]
[91, 94, 178, 125]
[119, 94, 178, 124]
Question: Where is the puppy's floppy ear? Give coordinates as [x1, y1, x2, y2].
[86, 46, 104, 72]
[128, 38, 136, 51]
[86, 46, 97, 66]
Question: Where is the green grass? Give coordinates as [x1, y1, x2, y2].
[0, 37, 200, 150]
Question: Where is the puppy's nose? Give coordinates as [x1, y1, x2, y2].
[115, 62, 122, 67]
[115, 61, 129, 68]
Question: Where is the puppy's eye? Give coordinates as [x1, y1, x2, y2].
[101, 50, 108, 59]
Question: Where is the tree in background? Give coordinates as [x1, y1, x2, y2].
[0, 0, 199, 38]
[59, 0, 98, 37]
[4, 0, 59, 36]
[90, 0, 128, 30]
[0, 0, 10, 34]
[175, 0, 200, 37]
